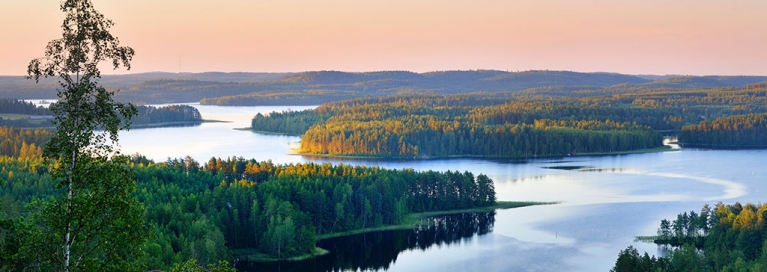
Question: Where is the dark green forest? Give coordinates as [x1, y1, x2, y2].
[241, 211, 496, 271]
[0, 98, 50, 115]
[611, 202, 767, 271]
[130, 104, 203, 127]
[0, 98, 203, 128]
[0, 129, 496, 270]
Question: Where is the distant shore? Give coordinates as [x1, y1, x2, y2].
[292, 145, 675, 160]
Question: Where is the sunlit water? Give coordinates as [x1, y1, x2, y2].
[113, 104, 767, 271]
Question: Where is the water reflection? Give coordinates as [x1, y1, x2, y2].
[131, 122, 203, 129]
[237, 212, 495, 272]
[543, 165, 594, 171]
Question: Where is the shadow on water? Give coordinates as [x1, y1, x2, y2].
[236, 211, 495, 272]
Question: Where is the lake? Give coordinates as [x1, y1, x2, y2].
[117, 104, 766, 271]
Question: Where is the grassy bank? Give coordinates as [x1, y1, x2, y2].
[233, 247, 330, 262]
[0, 113, 32, 120]
[129, 119, 225, 129]
[317, 201, 556, 240]
[235, 201, 555, 262]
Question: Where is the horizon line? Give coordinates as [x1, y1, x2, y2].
[2, 69, 767, 78]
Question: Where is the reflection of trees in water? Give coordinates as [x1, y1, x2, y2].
[237, 211, 495, 272]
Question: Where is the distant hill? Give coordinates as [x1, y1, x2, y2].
[0, 72, 290, 102]
[2, 70, 766, 105]
[640, 76, 767, 89]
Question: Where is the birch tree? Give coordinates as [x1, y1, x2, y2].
[27, 0, 145, 271]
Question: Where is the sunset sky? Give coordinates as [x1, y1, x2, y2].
[1, 0, 765, 76]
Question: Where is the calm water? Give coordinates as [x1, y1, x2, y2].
[116, 104, 766, 272]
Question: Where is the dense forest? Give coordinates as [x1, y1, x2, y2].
[4, 70, 767, 105]
[612, 202, 767, 271]
[250, 83, 767, 158]
[0, 98, 50, 115]
[0, 127, 50, 158]
[0, 127, 497, 270]
[679, 113, 767, 148]
[130, 104, 203, 127]
[0, 97, 202, 128]
[239, 212, 495, 271]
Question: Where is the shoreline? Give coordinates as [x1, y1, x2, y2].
[234, 201, 558, 262]
[240, 128, 302, 136]
[295, 145, 675, 161]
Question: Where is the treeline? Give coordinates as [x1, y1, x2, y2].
[130, 104, 203, 126]
[0, 98, 50, 115]
[1, 142, 496, 270]
[251, 84, 767, 158]
[612, 202, 767, 271]
[301, 116, 660, 158]
[201, 90, 359, 106]
[0, 97, 202, 128]
[6, 71, 767, 105]
[0, 98, 53, 127]
[242, 212, 495, 271]
[253, 95, 665, 158]
[679, 113, 767, 148]
[251, 109, 331, 135]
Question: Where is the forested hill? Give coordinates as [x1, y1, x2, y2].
[0, 72, 290, 101]
[3, 71, 767, 105]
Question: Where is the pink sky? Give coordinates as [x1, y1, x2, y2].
[2, 0, 766, 76]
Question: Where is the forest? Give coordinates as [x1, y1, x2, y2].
[611, 202, 767, 271]
[679, 113, 767, 148]
[0, 128, 497, 270]
[4, 70, 767, 105]
[251, 83, 767, 158]
[242, 211, 496, 271]
[0, 97, 203, 128]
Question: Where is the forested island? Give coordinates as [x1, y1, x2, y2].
[0, 128, 507, 270]
[251, 83, 767, 158]
[612, 202, 767, 271]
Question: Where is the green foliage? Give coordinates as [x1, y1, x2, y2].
[614, 202, 767, 272]
[0, 98, 50, 115]
[1, 151, 498, 269]
[251, 109, 330, 135]
[168, 259, 236, 272]
[253, 94, 665, 158]
[0, 97, 203, 128]
[0, 216, 36, 272]
[679, 113, 767, 148]
[611, 245, 669, 272]
[29, 157, 146, 271]
[22, 0, 147, 270]
[130, 104, 203, 126]
[252, 84, 767, 158]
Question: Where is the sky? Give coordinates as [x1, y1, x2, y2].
[1, 0, 766, 76]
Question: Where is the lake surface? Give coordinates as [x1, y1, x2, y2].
[117, 104, 766, 272]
